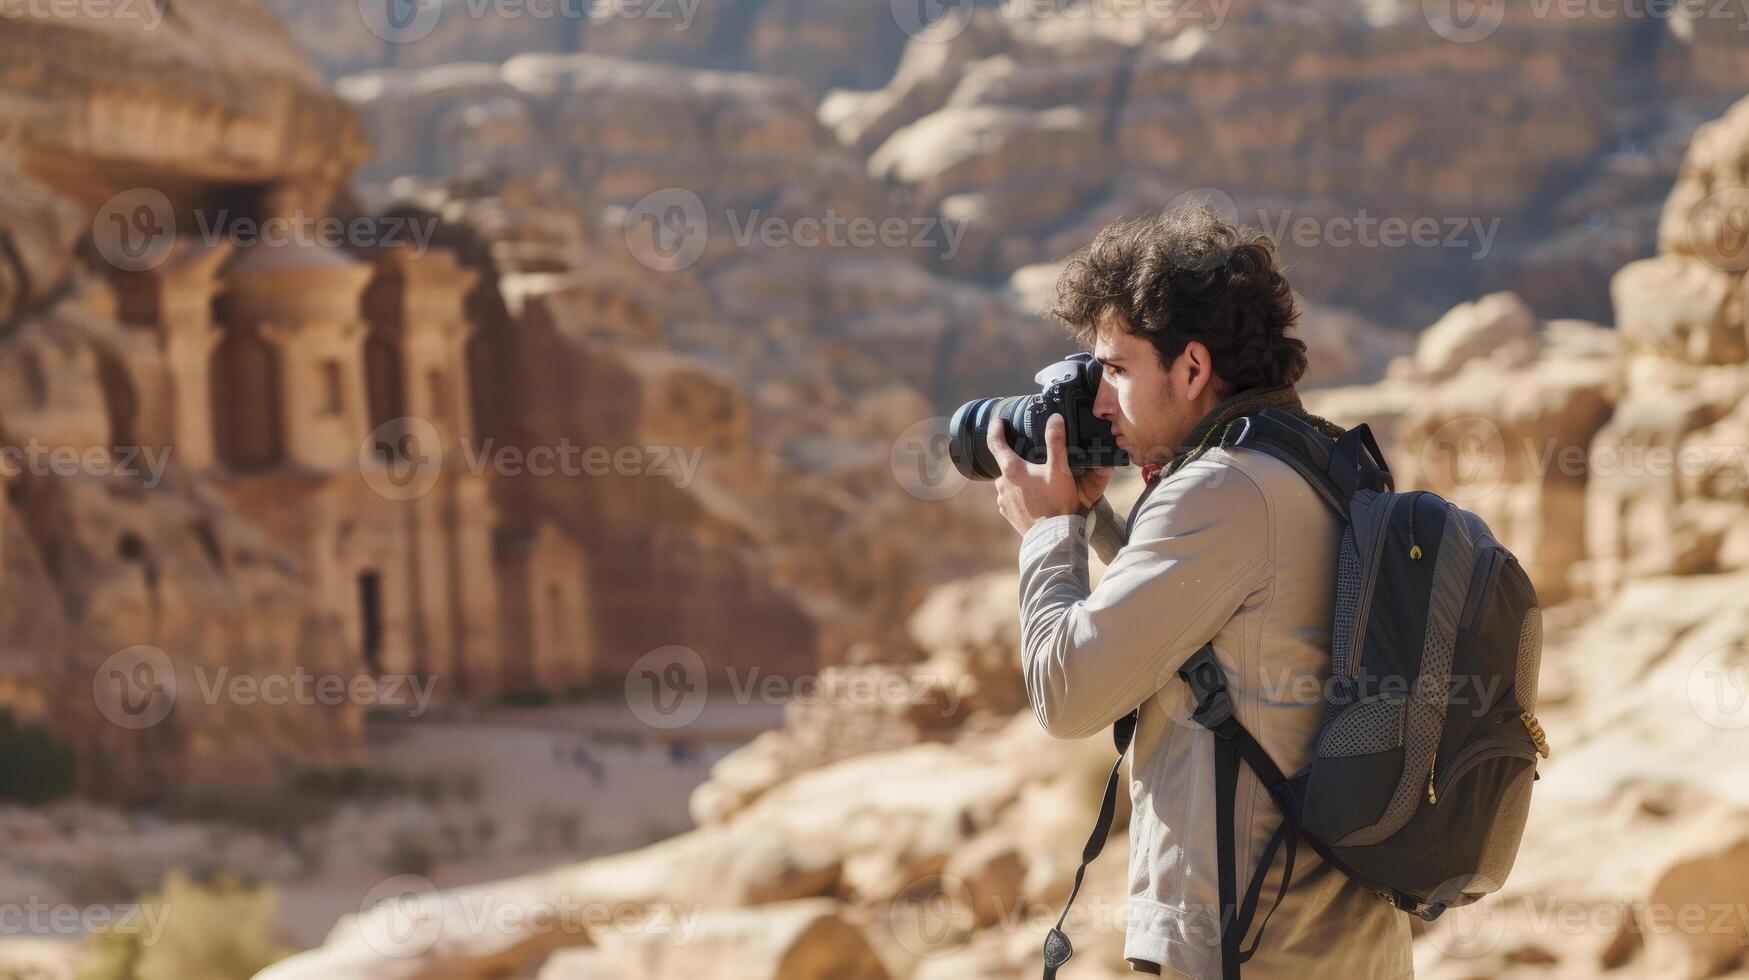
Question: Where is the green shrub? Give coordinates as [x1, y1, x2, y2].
[78, 871, 291, 980]
[381, 830, 438, 878]
[181, 765, 429, 835]
[0, 710, 77, 804]
[178, 784, 335, 837]
[286, 765, 407, 802]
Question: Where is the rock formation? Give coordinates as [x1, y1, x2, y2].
[0, 1, 1031, 804]
[269, 0, 1749, 328]
[0, 0, 379, 803]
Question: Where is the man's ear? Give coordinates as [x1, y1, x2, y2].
[1181, 340, 1219, 401]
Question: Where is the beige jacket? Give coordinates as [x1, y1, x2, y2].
[1017, 433, 1415, 978]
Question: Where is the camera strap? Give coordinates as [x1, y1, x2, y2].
[1040, 706, 1137, 980]
[1042, 476, 1164, 980]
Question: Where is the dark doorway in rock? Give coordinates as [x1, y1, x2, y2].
[358, 571, 383, 675]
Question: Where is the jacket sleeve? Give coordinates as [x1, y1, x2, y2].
[1086, 495, 1126, 565]
[1017, 457, 1271, 740]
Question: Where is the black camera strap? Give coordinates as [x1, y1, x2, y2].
[1042, 476, 1163, 979]
[1041, 706, 1137, 980]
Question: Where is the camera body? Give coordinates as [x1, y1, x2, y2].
[948, 353, 1130, 480]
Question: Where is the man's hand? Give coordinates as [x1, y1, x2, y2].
[989, 414, 1114, 535]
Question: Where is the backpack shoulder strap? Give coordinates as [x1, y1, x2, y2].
[1179, 645, 1301, 978]
[1219, 407, 1393, 521]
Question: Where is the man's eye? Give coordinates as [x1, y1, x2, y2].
[1107, 367, 1123, 377]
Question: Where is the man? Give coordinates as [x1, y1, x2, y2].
[987, 204, 1415, 978]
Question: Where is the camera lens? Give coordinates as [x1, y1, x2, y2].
[948, 395, 1035, 480]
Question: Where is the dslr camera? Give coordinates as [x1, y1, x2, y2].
[948, 353, 1129, 480]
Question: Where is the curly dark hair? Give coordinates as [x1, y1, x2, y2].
[1050, 203, 1308, 393]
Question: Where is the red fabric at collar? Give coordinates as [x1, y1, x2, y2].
[1140, 461, 1165, 484]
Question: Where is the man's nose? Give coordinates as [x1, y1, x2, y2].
[1092, 378, 1116, 420]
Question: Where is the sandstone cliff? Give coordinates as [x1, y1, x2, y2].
[266, 0, 1749, 328]
[0, 1, 1032, 805]
[0, 0, 376, 803]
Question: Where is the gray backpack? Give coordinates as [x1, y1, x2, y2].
[1043, 407, 1550, 980]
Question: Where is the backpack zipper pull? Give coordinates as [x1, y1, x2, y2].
[1407, 491, 1422, 559]
[1426, 760, 1438, 804]
[1521, 712, 1551, 758]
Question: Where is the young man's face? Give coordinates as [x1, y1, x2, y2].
[1090, 310, 1226, 466]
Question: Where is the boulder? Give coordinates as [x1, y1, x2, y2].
[1612, 256, 1744, 365]
[538, 899, 889, 980]
[908, 572, 1026, 715]
[1412, 292, 1538, 381]
[551, 822, 841, 909]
